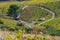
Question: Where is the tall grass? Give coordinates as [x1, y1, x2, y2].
[4, 30, 56, 40]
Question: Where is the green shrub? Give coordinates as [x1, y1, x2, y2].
[7, 4, 20, 20]
[44, 26, 60, 36]
[55, 30, 60, 36]
[0, 19, 3, 24]
[17, 22, 24, 26]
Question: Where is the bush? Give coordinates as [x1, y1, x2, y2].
[55, 30, 60, 36]
[44, 26, 60, 36]
[17, 22, 24, 26]
[0, 19, 3, 24]
[7, 4, 20, 20]
[25, 28, 33, 33]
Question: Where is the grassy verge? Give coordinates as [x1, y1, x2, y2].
[0, 18, 17, 27]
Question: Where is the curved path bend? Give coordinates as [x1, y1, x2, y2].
[0, 5, 57, 40]
[21, 5, 55, 27]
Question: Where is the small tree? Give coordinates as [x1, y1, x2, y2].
[7, 4, 21, 20]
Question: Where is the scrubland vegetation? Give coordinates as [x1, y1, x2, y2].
[0, 0, 60, 40]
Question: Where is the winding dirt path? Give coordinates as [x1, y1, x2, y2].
[21, 5, 55, 27]
[0, 5, 56, 40]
